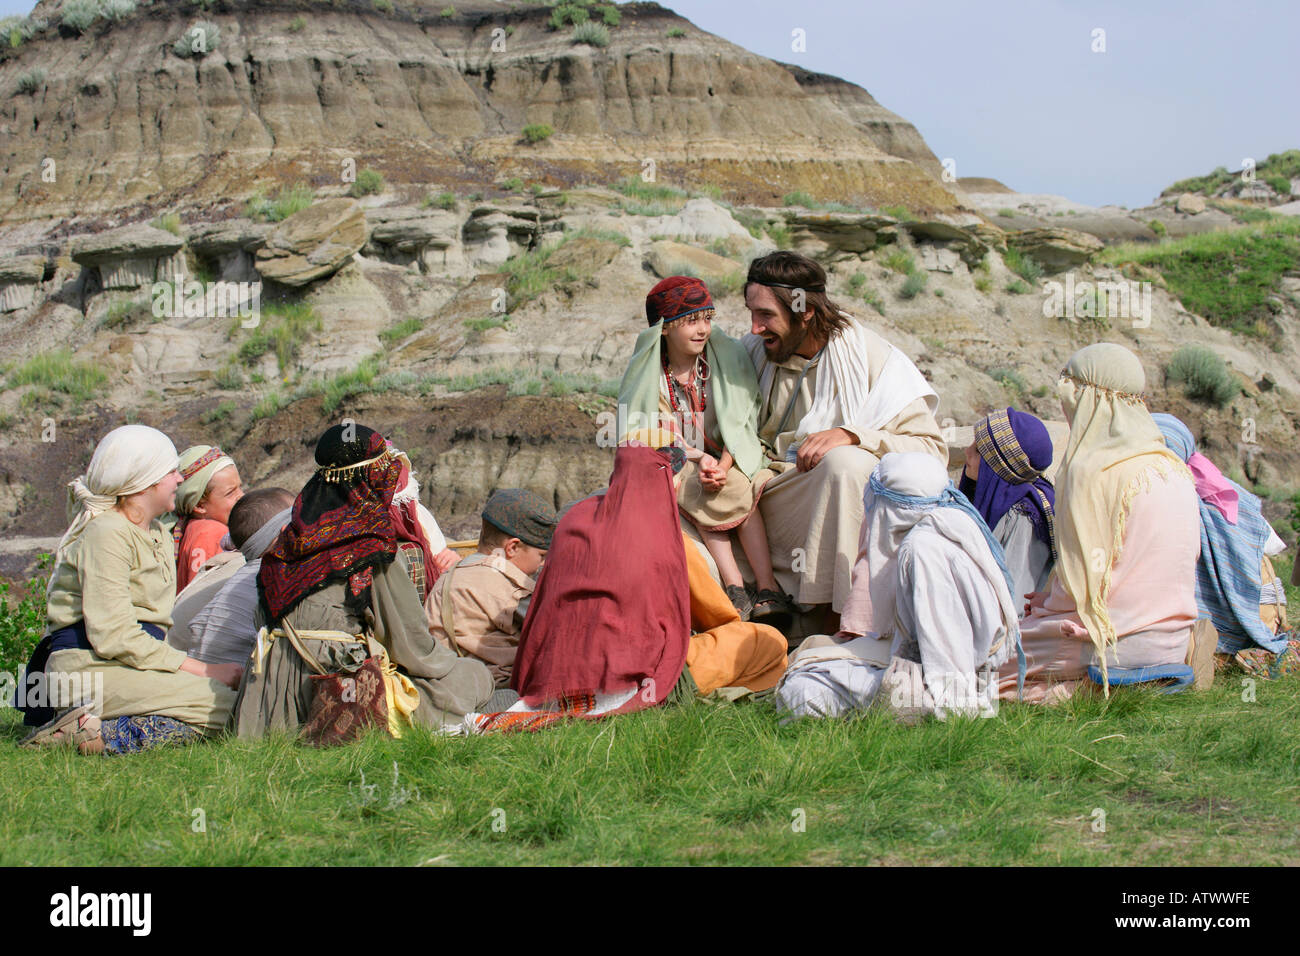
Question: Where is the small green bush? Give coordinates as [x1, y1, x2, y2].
[768, 223, 792, 250]
[440, 5, 456, 17]
[372, 0, 395, 13]
[174, 20, 220, 57]
[501, 177, 523, 192]
[60, 0, 100, 33]
[1149, 219, 1167, 237]
[1005, 279, 1030, 295]
[989, 366, 1027, 393]
[201, 399, 236, 424]
[783, 191, 816, 208]
[99, 0, 136, 22]
[1004, 246, 1044, 284]
[522, 123, 554, 144]
[251, 391, 288, 422]
[996, 207, 1016, 218]
[350, 168, 384, 198]
[151, 212, 181, 235]
[1265, 175, 1292, 197]
[379, 316, 423, 346]
[0, 555, 51, 676]
[213, 363, 244, 390]
[974, 275, 992, 293]
[846, 273, 867, 294]
[881, 248, 915, 275]
[6, 350, 107, 402]
[666, 26, 685, 38]
[1166, 346, 1238, 408]
[881, 204, 914, 221]
[1, 16, 43, 48]
[287, 15, 306, 32]
[898, 272, 927, 299]
[423, 191, 457, 210]
[245, 182, 314, 222]
[464, 316, 509, 333]
[15, 70, 44, 95]
[571, 21, 609, 46]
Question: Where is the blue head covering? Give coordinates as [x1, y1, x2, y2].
[1151, 413, 1284, 654]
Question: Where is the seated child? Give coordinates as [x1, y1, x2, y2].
[617, 276, 794, 628]
[172, 444, 244, 592]
[426, 489, 556, 687]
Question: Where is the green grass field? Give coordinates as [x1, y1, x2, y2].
[2, 671, 1297, 866]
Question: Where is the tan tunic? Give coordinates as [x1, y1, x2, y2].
[660, 374, 757, 530]
[427, 551, 536, 688]
[744, 330, 946, 611]
[44, 509, 236, 733]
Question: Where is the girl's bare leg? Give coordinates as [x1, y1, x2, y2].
[737, 509, 780, 593]
[701, 528, 745, 589]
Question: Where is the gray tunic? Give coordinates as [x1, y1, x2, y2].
[231, 549, 494, 737]
[992, 506, 1054, 609]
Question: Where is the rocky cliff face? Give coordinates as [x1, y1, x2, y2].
[1, 0, 960, 225]
[1, 0, 1298, 579]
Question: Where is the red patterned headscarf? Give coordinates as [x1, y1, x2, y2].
[645, 275, 715, 326]
[257, 425, 404, 622]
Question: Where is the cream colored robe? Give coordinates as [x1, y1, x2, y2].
[743, 329, 946, 610]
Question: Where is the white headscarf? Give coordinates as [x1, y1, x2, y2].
[782, 315, 937, 459]
[53, 425, 179, 578]
[859, 452, 1019, 668]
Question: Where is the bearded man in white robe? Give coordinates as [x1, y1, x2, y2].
[742, 251, 947, 618]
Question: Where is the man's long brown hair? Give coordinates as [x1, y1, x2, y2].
[745, 251, 850, 342]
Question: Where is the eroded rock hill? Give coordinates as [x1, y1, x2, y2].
[1, 0, 958, 225]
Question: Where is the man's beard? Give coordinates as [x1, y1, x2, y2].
[768, 317, 810, 364]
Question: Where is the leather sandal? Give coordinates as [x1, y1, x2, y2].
[19, 704, 99, 750]
[725, 584, 754, 621]
[751, 589, 795, 633]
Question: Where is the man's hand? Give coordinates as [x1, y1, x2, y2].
[183, 657, 244, 690]
[795, 427, 857, 472]
[1023, 590, 1046, 618]
[432, 548, 460, 574]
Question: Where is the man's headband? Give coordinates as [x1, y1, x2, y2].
[752, 280, 826, 293]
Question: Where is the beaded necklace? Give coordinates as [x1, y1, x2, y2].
[663, 351, 712, 447]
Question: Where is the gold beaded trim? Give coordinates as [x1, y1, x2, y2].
[318, 449, 393, 483]
[1057, 372, 1148, 407]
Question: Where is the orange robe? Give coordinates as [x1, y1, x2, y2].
[176, 518, 230, 594]
[682, 534, 788, 695]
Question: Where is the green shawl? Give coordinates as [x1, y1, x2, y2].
[616, 322, 765, 479]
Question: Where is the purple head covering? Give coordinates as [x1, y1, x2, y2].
[957, 408, 1056, 558]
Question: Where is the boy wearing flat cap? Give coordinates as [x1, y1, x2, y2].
[426, 489, 556, 687]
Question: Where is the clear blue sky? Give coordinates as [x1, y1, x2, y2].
[4, 0, 1295, 207]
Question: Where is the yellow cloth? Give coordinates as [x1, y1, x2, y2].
[1053, 343, 1191, 679]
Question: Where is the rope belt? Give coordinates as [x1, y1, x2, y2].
[252, 622, 419, 737]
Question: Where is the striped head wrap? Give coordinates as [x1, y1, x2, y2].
[966, 408, 1057, 560]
